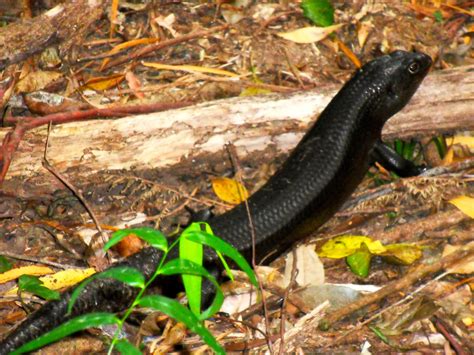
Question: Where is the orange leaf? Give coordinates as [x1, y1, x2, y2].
[100, 38, 160, 70]
[82, 73, 125, 91]
[109, 0, 119, 38]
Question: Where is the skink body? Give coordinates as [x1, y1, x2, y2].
[0, 50, 432, 353]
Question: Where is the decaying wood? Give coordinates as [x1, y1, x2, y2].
[0, 65, 472, 196]
[0, 0, 106, 70]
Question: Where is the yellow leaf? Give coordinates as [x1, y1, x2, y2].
[382, 244, 423, 265]
[449, 195, 474, 218]
[318, 235, 386, 259]
[82, 73, 125, 91]
[277, 24, 343, 44]
[0, 266, 54, 284]
[3, 268, 96, 296]
[441, 146, 454, 165]
[142, 62, 238, 77]
[446, 136, 474, 148]
[240, 87, 272, 96]
[211, 177, 249, 204]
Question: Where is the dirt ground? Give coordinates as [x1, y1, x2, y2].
[0, 1, 473, 354]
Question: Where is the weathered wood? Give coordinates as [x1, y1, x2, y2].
[1, 65, 472, 195]
[0, 0, 106, 70]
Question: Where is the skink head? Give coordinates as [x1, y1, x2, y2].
[363, 50, 432, 122]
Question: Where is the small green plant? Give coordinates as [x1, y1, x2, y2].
[433, 10, 443, 23]
[432, 135, 448, 158]
[393, 139, 422, 162]
[12, 223, 257, 355]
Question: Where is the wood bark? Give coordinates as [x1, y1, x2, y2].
[0, 65, 472, 195]
[0, 0, 106, 70]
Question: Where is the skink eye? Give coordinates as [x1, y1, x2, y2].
[408, 61, 420, 74]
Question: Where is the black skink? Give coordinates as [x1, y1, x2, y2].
[0, 50, 432, 353]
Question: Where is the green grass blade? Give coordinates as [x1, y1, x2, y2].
[179, 225, 204, 316]
[185, 230, 257, 287]
[12, 313, 121, 354]
[159, 258, 224, 320]
[138, 295, 225, 355]
[105, 228, 168, 252]
[114, 339, 142, 355]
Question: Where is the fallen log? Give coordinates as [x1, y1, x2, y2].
[1, 65, 472, 196]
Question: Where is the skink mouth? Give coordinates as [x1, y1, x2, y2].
[414, 52, 433, 73]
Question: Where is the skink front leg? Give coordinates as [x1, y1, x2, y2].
[372, 140, 428, 177]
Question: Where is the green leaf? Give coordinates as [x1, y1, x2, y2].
[301, 0, 335, 27]
[114, 339, 142, 355]
[184, 227, 257, 287]
[105, 228, 168, 252]
[18, 275, 60, 301]
[369, 325, 390, 345]
[432, 135, 448, 158]
[179, 224, 204, 316]
[138, 295, 225, 355]
[68, 266, 145, 314]
[394, 139, 404, 156]
[0, 255, 12, 273]
[11, 313, 121, 354]
[159, 258, 224, 320]
[346, 242, 372, 277]
[182, 223, 234, 282]
[433, 10, 443, 23]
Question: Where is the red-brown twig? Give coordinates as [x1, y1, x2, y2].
[101, 24, 229, 70]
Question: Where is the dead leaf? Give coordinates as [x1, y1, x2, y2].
[3, 268, 96, 296]
[100, 38, 160, 70]
[154, 13, 178, 37]
[113, 233, 145, 257]
[357, 21, 372, 48]
[125, 71, 145, 99]
[82, 73, 125, 91]
[277, 24, 343, 44]
[0, 266, 54, 284]
[16, 70, 63, 93]
[442, 244, 474, 274]
[221, 0, 251, 24]
[283, 244, 324, 287]
[211, 177, 249, 204]
[142, 62, 238, 77]
[449, 195, 474, 218]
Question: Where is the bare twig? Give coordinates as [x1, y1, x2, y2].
[0, 252, 76, 270]
[226, 142, 273, 353]
[42, 122, 109, 267]
[433, 316, 469, 355]
[278, 249, 299, 354]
